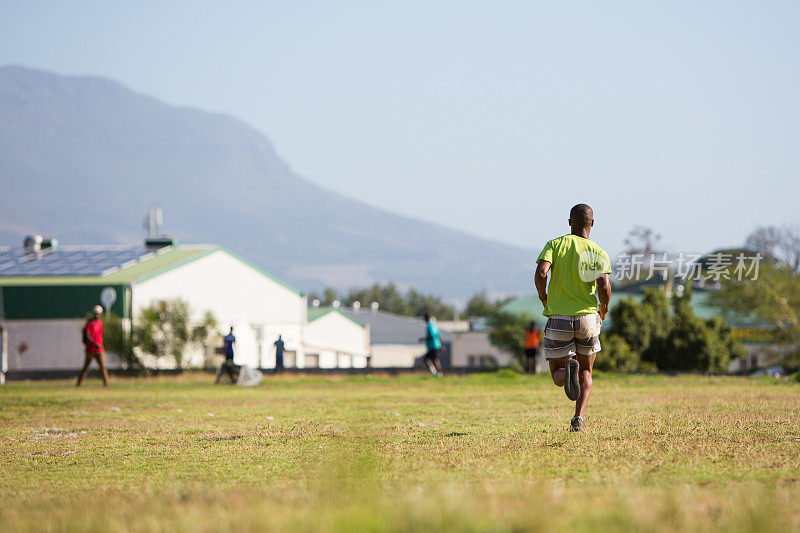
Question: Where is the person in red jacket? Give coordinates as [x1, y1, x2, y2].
[77, 305, 110, 387]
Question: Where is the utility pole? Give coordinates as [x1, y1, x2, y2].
[0, 289, 7, 385]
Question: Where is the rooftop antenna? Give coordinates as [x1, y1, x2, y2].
[144, 206, 163, 237]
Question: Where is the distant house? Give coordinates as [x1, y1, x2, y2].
[304, 307, 369, 368]
[450, 329, 518, 369]
[338, 308, 452, 368]
[0, 236, 309, 372]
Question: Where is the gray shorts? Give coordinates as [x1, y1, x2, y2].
[543, 314, 602, 360]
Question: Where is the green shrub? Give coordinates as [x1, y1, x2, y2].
[103, 313, 140, 370]
[595, 333, 640, 372]
[610, 285, 743, 373]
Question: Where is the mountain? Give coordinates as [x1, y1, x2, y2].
[0, 65, 535, 297]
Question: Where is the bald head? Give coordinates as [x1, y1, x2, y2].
[569, 204, 594, 232]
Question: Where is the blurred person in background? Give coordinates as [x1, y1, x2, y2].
[215, 326, 238, 384]
[420, 313, 444, 377]
[77, 305, 110, 387]
[273, 335, 285, 372]
[524, 320, 540, 374]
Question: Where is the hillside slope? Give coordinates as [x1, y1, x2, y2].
[0, 66, 535, 296]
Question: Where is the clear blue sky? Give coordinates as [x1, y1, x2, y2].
[2, 0, 798, 257]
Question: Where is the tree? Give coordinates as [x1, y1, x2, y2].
[103, 314, 141, 370]
[308, 287, 340, 306]
[745, 225, 800, 272]
[618, 225, 668, 285]
[136, 299, 191, 368]
[463, 291, 511, 318]
[709, 262, 800, 338]
[344, 283, 410, 315]
[643, 285, 741, 373]
[594, 333, 642, 372]
[608, 289, 670, 354]
[711, 230, 800, 371]
[623, 226, 664, 258]
[487, 311, 532, 369]
[405, 287, 456, 319]
[312, 282, 457, 319]
[608, 285, 742, 373]
[105, 301, 218, 371]
[191, 310, 219, 363]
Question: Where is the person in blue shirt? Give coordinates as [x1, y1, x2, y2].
[420, 313, 444, 377]
[215, 326, 238, 384]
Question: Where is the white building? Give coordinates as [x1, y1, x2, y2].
[0, 237, 319, 373]
[450, 331, 520, 369]
[304, 307, 369, 368]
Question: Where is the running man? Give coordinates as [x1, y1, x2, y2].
[421, 313, 444, 377]
[535, 204, 612, 432]
[215, 326, 238, 384]
[77, 305, 110, 387]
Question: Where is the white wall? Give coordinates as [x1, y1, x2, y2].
[370, 344, 426, 368]
[132, 250, 306, 368]
[304, 312, 369, 368]
[4, 319, 124, 371]
[251, 322, 303, 368]
[451, 331, 517, 368]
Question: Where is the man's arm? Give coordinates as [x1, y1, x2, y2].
[535, 260, 550, 307]
[596, 273, 611, 320]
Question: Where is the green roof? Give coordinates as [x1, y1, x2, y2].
[307, 306, 364, 326]
[500, 294, 545, 317]
[0, 247, 214, 286]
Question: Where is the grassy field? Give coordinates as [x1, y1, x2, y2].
[1, 372, 799, 532]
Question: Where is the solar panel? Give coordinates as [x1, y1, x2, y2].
[0, 246, 157, 277]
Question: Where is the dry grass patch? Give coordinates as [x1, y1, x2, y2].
[0, 372, 798, 531]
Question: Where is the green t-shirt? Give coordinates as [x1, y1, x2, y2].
[537, 234, 611, 317]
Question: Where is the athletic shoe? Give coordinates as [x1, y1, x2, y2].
[427, 365, 438, 377]
[437, 371, 444, 378]
[564, 358, 580, 401]
[570, 416, 584, 432]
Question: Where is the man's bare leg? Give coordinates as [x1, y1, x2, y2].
[76, 351, 92, 387]
[97, 353, 110, 387]
[574, 353, 596, 419]
[548, 358, 567, 387]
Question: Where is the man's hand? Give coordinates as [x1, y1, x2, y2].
[539, 294, 547, 308]
[598, 303, 608, 321]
